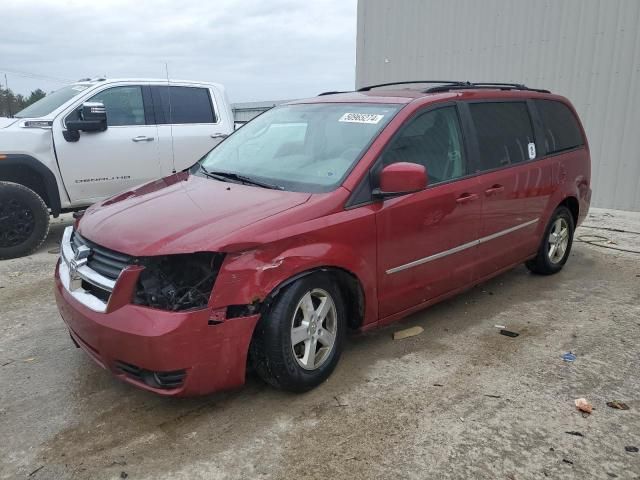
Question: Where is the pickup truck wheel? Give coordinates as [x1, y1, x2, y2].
[525, 206, 574, 275]
[0, 182, 50, 260]
[250, 273, 346, 392]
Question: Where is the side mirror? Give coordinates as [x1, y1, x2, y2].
[373, 162, 427, 198]
[66, 102, 107, 133]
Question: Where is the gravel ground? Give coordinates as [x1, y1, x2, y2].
[1, 208, 639, 480]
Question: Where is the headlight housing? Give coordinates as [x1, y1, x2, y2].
[133, 252, 224, 311]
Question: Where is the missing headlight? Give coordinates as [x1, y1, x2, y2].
[134, 252, 224, 311]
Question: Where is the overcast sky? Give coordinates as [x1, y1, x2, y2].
[0, 0, 357, 103]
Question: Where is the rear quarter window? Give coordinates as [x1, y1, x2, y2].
[535, 100, 584, 154]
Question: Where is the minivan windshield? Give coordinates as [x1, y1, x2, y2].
[14, 84, 92, 118]
[198, 103, 401, 192]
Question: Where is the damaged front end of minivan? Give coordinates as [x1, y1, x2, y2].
[133, 252, 225, 312]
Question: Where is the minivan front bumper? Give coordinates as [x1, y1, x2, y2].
[54, 260, 259, 396]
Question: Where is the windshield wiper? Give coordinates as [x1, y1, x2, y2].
[199, 166, 283, 190]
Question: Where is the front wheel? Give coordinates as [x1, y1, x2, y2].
[526, 206, 574, 275]
[0, 182, 50, 260]
[250, 273, 346, 392]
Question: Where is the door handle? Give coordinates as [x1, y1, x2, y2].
[210, 133, 228, 139]
[456, 193, 479, 204]
[484, 184, 505, 196]
[132, 136, 154, 142]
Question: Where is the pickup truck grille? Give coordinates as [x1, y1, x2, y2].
[71, 231, 133, 281]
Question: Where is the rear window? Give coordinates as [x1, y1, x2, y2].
[151, 86, 217, 124]
[469, 102, 536, 170]
[535, 100, 584, 154]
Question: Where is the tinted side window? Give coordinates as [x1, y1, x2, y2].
[151, 86, 216, 124]
[535, 100, 584, 154]
[381, 106, 466, 185]
[469, 102, 535, 170]
[88, 86, 145, 126]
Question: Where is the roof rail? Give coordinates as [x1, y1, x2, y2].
[425, 82, 550, 94]
[317, 90, 349, 96]
[357, 80, 468, 92]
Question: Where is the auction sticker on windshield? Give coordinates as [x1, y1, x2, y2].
[339, 113, 384, 124]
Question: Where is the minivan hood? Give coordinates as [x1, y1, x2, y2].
[78, 172, 311, 256]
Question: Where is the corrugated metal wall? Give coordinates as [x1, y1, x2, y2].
[356, 0, 640, 211]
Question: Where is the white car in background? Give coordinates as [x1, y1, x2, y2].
[0, 78, 234, 259]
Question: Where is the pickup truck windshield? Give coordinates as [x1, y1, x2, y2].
[199, 103, 401, 193]
[14, 84, 91, 118]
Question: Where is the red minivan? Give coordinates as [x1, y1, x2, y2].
[54, 81, 591, 396]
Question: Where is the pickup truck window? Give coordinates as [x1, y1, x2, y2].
[199, 103, 401, 193]
[14, 84, 91, 118]
[151, 86, 217, 124]
[88, 86, 146, 126]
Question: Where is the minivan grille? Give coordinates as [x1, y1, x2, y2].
[71, 232, 133, 280]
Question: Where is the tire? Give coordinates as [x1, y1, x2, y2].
[250, 273, 346, 392]
[526, 206, 574, 275]
[0, 181, 50, 260]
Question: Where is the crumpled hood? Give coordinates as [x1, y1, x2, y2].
[78, 172, 311, 256]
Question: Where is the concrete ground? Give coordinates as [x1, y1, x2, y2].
[1, 208, 639, 480]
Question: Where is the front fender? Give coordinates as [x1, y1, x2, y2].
[210, 212, 379, 327]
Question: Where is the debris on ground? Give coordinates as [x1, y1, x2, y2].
[432, 383, 444, 387]
[575, 398, 593, 414]
[625, 446, 638, 453]
[28, 466, 44, 477]
[562, 459, 574, 465]
[393, 326, 423, 340]
[334, 395, 348, 407]
[484, 394, 501, 399]
[562, 352, 577, 362]
[499, 329, 519, 338]
[47, 247, 61, 254]
[494, 324, 506, 329]
[565, 431, 584, 437]
[606, 401, 630, 410]
[120, 472, 129, 479]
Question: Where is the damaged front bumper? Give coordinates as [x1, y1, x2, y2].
[55, 264, 259, 396]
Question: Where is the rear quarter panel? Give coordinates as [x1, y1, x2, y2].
[538, 95, 591, 231]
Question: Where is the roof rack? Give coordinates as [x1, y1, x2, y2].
[357, 80, 467, 92]
[317, 90, 349, 96]
[425, 82, 550, 94]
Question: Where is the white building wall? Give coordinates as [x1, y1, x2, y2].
[356, 0, 640, 211]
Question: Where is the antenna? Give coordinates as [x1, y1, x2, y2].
[4, 73, 12, 117]
[165, 63, 176, 173]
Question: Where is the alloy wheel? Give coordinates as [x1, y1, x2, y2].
[290, 288, 338, 370]
[547, 217, 569, 264]
[0, 199, 35, 248]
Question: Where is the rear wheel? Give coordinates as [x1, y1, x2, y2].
[250, 273, 346, 392]
[526, 206, 574, 275]
[0, 182, 50, 260]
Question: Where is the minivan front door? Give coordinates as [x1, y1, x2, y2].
[374, 105, 483, 320]
[54, 85, 163, 204]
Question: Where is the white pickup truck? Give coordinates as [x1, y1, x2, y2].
[0, 78, 234, 259]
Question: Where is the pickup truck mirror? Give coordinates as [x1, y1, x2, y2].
[66, 102, 108, 133]
[373, 162, 428, 199]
